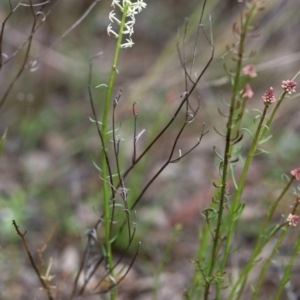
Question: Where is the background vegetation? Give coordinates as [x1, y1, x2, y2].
[1, 0, 300, 299]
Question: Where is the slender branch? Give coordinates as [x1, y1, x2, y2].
[92, 224, 137, 291]
[119, 42, 214, 187]
[92, 242, 141, 295]
[71, 219, 102, 299]
[0, 12, 37, 108]
[88, 56, 115, 198]
[131, 121, 206, 211]
[12, 220, 54, 300]
[132, 102, 138, 164]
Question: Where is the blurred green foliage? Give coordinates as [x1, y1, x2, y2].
[1, 0, 300, 298]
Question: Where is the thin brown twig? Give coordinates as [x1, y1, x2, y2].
[37, 221, 59, 269]
[92, 224, 137, 291]
[0, 2, 17, 68]
[3, 0, 97, 67]
[12, 220, 54, 300]
[55, 271, 66, 300]
[88, 55, 115, 198]
[0, 6, 38, 108]
[118, 24, 214, 186]
[132, 102, 138, 164]
[71, 219, 103, 298]
[36, 0, 101, 60]
[176, 41, 195, 86]
[2, 0, 58, 66]
[190, 0, 208, 76]
[76, 255, 105, 296]
[92, 242, 141, 295]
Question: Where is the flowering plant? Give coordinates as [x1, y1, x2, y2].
[108, 0, 147, 48]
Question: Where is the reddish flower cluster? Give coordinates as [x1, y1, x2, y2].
[262, 87, 276, 104]
[241, 84, 254, 99]
[291, 167, 300, 180]
[286, 213, 300, 227]
[242, 65, 257, 78]
[281, 80, 297, 94]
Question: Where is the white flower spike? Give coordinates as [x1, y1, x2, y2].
[121, 38, 134, 48]
[108, 0, 146, 47]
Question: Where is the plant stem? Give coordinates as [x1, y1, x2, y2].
[101, 5, 129, 300]
[274, 229, 300, 300]
[259, 91, 286, 140]
[153, 224, 182, 300]
[222, 104, 269, 272]
[204, 5, 256, 299]
[189, 222, 210, 299]
[251, 226, 287, 300]
[229, 177, 294, 299]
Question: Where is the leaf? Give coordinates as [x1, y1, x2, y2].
[95, 83, 108, 88]
[201, 208, 218, 220]
[259, 134, 272, 144]
[229, 244, 241, 254]
[241, 127, 254, 139]
[252, 108, 262, 114]
[0, 128, 8, 158]
[234, 203, 245, 221]
[213, 146, 224, 161]
[101, 244, 107, 257]
[213, 181, 222, 188]
[89, 117, 102, 125]
[110, 232, 120, 244]
[229, 164, 238, 190]
[107, 125, 121, 135]
[229, 157, 239, 164]
[90, 154, 102, 172]
[254, 148, 270, 156]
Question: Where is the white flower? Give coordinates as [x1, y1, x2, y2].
[108, 0, 146, 47]
[123, 24, 134, 36]
[132, 0, 147, 13]
[109, 10, 121, 23]
[121, 38, 134, 48]
[123, 0, 132, 5]
[107, 23, 119, 37]
[112, 0, 123, 11]
[112, 0, 120, 7]
[127, 6, 137, 16]
[125, 15, 135, 26]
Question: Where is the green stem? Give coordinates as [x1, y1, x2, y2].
[274, 229, 300, 300]
[251, 225, 287, 300]
[229, 177, 294, 299]
[222, 104, 269, 271]
[259, 69, 300, 142]
[101, 5, 129, 299]
[189, 222, 210, 299]
[153, 224, 182, 300]
[203, 6, 256, 299]
[228, 224, 286, 299]
[260, 91, 286, 140]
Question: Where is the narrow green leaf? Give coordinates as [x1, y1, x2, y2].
[213, 146, 224, 161]
[229, 164, 238, 190]
[107, 125, 121, 135]
[95, 83, 108, 88]
[234, 203, 245, 221]
[0, 128, 8, 157]
[241, 127, 254, 139]
[89, 117, 102, 125]
[254, 148, 270, 156]
[90, 154, 102, 172]
[259, 134, 272, 144]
